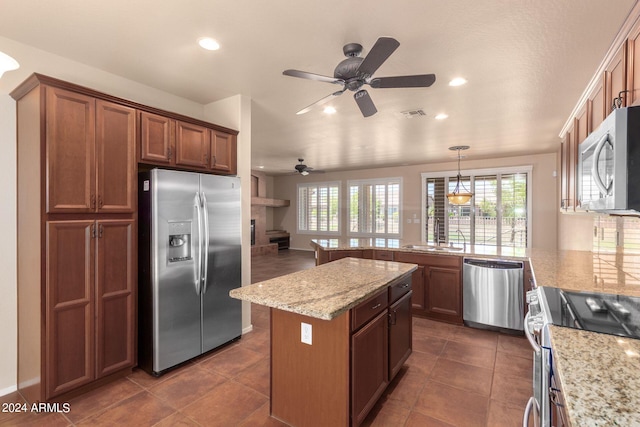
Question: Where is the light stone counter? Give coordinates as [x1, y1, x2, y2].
[229, 257, 417, 320]
[548, 326, 640, 426]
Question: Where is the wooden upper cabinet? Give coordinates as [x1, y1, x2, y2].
[96, 100, 136, 213]
[605, 42, 627, 113]
[175, 121, 209, 169]
[45, 87, 136, 214]
[627, 20, 640, 106]
[588, 78, 605, 132]
[139, 111, 174, 165]
[46, 86, 96, 213]
[210, 130, 237, 174]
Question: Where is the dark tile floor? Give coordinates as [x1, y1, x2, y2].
[1, 249, 533, 426]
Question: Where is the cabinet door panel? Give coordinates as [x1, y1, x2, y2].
[210, 130, 235, 173]
[410, 266, 425, 311]
[605, 43, 627, 112]
[46, 87, 95, 213]
[426, 266, 462, 321]
[96, 100, 136, 213]
[389, 291, 412, 380]
[96, 220, 135, 377]
[351, 311, 389, 426]
[140, 111, 174, 164]
[175, 121, 209, 168]
[46, 221, 94, 398]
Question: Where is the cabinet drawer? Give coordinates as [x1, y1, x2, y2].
[395, 252, 461, 269]
[351, 290, 388, 331]
[389, 276, 412, 303]
[373, 250, 394, 261]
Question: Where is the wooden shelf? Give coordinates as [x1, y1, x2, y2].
[251, 197, 290, 207]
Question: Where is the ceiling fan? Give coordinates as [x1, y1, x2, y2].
[294, 158, 324, 176]
[283, 37, 436, 117]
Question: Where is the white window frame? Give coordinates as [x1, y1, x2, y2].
[347, 177, 403, 238]
[421, 166, 533, 248]
[297, 181, 341, 235]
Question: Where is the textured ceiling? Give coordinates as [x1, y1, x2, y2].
[0, 0, 636, 174]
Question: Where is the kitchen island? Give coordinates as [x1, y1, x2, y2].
[230, 257, 417, 427]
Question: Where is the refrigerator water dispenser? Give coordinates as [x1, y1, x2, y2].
[167, 221, 192, 262]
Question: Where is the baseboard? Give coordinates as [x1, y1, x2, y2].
[287, 247, 314, 252]
[242, 325, 254, 335]
[0, 384, 17, 398]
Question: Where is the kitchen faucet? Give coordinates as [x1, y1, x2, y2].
[455, 228, 467, 252]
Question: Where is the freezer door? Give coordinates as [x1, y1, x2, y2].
[151, 169, 203, 372]
[200, 174, 242, 352]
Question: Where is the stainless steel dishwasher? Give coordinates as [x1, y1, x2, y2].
[463, 258, 524, 332]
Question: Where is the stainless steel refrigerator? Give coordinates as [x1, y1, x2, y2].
[138, 168, 241, 375]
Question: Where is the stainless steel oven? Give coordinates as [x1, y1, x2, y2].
[524, 289, 553, 427]
[524, 286, 640, 426]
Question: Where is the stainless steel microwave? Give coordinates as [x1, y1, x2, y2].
[577, 106, 640, 212]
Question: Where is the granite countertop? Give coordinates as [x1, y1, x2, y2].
[229, 257, 417, 320]
[548, 326, 640, 426]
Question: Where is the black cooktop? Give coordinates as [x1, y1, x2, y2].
[541, 287, 640, 339]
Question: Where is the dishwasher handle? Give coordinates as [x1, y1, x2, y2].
[464, 258, 523, 270]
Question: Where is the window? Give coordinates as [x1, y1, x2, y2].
[422, 167, 531, 248]
[348, 178, 402, 237]
[297, 182, 340, 234]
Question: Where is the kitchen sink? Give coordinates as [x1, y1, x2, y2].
[402, 244, 464, 252]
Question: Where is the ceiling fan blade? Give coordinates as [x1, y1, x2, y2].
[296, 89, 346, 115]
[356, 37, 400, 78]
[354, 90, 377, 117]
[283, 69, 344, 85]
[370, 74, 436, 88]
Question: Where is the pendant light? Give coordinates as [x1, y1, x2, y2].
[0, 51, 19, 78]
[447, 145, 473, 205]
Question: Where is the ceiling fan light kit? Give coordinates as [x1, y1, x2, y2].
[283, 37, 436, 117]
[294, 158, 324, 175]
[446, 146, 474, 205]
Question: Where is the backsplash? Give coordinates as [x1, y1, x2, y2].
[593, 215, 640, 284]
[593, 215, 640, 254]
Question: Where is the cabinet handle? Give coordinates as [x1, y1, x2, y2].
[91, 224, 96, 239]
[399, 283, 410, 288]
[371, 303, 382, 310]
[212, 155, 217, 166]
[90, 194, 96, 209]
[98, 224, 104, 238]
[388, 310, 397, 325]
[98, 195, 103, 209]
[167, 147, 172, 159]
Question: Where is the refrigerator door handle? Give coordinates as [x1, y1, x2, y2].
[194, 192, 203, 295]
[201, 192, 210, 294]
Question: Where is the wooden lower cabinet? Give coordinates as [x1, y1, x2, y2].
[351, 310, 389, 425]
[41, 219, 135, 400]
[388, 291, 413, 379]
[394, 252, 463, 324]
[425, 265, 462, 323]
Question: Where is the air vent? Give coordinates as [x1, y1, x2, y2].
[400, 109, 426, 118]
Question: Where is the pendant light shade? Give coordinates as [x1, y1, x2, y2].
[446, 145, 473, 205]
[0, 51, 19, 78]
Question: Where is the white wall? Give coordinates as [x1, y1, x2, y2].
[0, 95, 17, 396]
[0, 37, 251, 394]
[273, 152, 558, 251]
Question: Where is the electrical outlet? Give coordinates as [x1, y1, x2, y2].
[301, 322, 312, 345]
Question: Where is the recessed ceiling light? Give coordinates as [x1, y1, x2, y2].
[323, 106, 336, 114]
[258, 165, 265, 169]
[449, 77, 467, 87]
[435, 113, 449, 120]
[198, 37, 220, 51]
